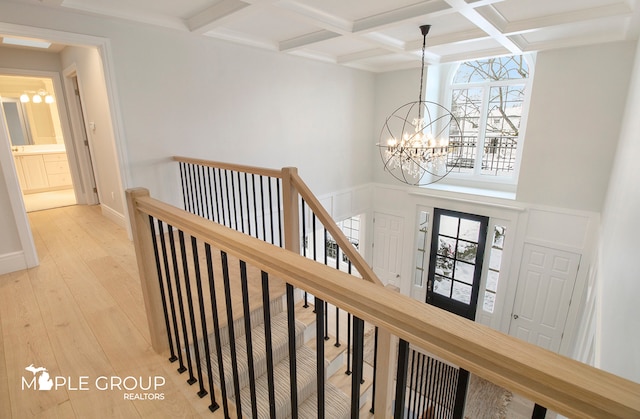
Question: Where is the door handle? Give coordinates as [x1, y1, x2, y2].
[513, 314, 519, 319]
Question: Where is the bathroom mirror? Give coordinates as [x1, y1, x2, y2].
[0, 75, 61, 147]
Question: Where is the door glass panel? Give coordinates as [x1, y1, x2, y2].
[452, 282, 472, 304]
[456, 241, 477, 262]
[439, 215, 459, 237]
[454, 260, 474, 284]
[435, 256, 453, 277]
[434, 276, 452, 297]
[459, 218, 480, 241]
[486, 269, 499, 292]
[438, 236, 456, 257]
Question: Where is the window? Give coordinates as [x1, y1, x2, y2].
[482, 225, 506, 313]
[322, 215, 361, 264]
[448, 55, 530, 178]
[414, 211, 429, 287]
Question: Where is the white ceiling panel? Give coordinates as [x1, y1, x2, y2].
[3, 0, 639, 72]
[489, 0, 628, 23]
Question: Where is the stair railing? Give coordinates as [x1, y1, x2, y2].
[174, 156, 387, 411]
[127, 187, 640, 418]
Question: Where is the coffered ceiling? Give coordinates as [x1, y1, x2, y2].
[7, 0, 640, 72]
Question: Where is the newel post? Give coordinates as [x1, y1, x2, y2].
[126, 188, 168, 354]
[281, 167, 300, 254]
[373, 327, 396, 418]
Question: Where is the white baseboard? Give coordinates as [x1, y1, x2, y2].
[0, 251, 28, 275]
[101, 203, 125, 228]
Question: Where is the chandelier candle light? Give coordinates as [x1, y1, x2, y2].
[378, 25, 461, 186]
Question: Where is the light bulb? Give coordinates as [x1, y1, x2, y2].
[45, 95, 54, 104]
[20, 94, 30, 103]
[32, 94, 42, 103]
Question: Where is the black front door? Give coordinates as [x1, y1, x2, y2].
[426, 208, 489, 320]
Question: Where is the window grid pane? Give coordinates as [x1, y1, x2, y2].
[482, 225, 506, 313]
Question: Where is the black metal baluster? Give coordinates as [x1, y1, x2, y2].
[261, 271, 277, 418]
[200, 165, 210, 221]
[417, 353, 427, 418]
[268, 176, 275, 245]
[301, 199, 309, 308]
[157, 222, 183, 368]
[179, 162, 188, 212]
[350, 316, 364, 419]
[239, 261, 258, 418]
[312, 213, 317, 313]
[394, 339, 410, 419]
[229, 170, 238, 231]
[426, 357, 436, 416]
[346, 313, 352, 375]
[236, 171, 245, 234]
[196, 165, 206, 219]
[205, 244, 229, 415]
[216, 168, 226, 227]
[334, 244, 341, 347]
[203, 166, 213, 221]
[453, 369, 469, 418]
[148, 216, 177, 361]
[436, 360, 445, 418]
[315, 297, 326, 418]
[189, 163, 200, 217]
[252, 174, 259, 240]
[260, 175, 267, 242]
[209, 167, 219, 224]
[220, 251, 243, 417]
[408, 349, 416, 418]
[369, 326, 378, 413]
[276, 178, 283, 247]
[244, 173, 251, 236]
[178, 232, 203, 389]
[167, 226, 195, 382]
[286, 283, 299, 418]
[189, 236, 210, 399]
[191, 237, 219, 412]
[224, 170, 235, 230]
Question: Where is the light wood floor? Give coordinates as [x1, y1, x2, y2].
[0, 205, 232, 418]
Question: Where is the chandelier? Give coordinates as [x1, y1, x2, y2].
[377, 25, 461, 186]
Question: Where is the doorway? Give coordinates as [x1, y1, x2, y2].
[0, 74, 77, 212]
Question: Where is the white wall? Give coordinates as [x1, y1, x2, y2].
[599, 39, 640, 384]
[0, 0, 375, 273]
[0, 47, 63, 272]
[60, 46, 125, 221]
[518, 42, 635, 212]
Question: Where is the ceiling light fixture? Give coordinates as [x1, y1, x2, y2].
[377, 25, 461, 186]
[2, 36, 52, 49]
[20, 89, 55, 104]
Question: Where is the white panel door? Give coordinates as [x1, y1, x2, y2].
[509, 244, 580, 352]
[372, 212, 404, 285]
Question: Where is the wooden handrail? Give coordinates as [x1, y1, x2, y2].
[128, 188, 640, 419]
[173, 156, 283, 178]
[174, 155, 382, 286]
[289, 171, 382, 285]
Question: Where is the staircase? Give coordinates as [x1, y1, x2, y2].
[196, 294, 363, 418]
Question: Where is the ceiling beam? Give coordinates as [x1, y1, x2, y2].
[352, 0, 453, 33]
[501, 3, 633, 34]
[186, 0, 250, 34]
[279, 30, 341, 52]
[444, 0, 522, 55]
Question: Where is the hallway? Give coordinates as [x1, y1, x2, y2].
[0, 205, 219, 418]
